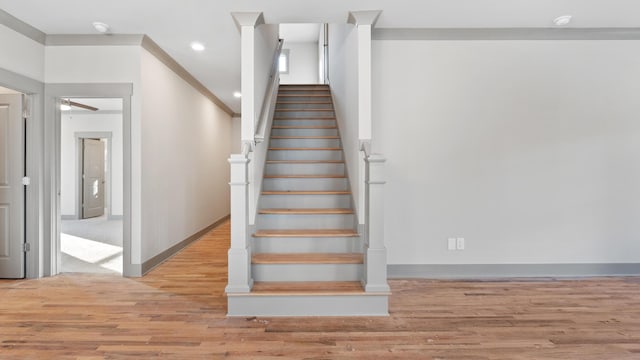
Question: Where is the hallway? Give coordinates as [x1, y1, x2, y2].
[1, 220, 640, 358]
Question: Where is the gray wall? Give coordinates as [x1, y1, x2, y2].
[372, 40, 640, 267]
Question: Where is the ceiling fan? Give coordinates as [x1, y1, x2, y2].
[60, 99, 99, 111]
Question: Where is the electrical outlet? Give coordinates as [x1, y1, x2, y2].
[456, 237, 465, 250]
[447, 238, 457, 250]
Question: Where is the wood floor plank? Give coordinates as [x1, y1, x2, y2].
[2, 219, 640, 359]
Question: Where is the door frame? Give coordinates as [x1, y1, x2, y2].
[0, 67, 44, 279]
[73, 133, 113, 220]
[45, 83, 133, 277]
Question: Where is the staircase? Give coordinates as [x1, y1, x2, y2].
[226, 84, 389, 316]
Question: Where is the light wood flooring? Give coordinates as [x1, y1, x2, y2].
[1, 219, 640, 359]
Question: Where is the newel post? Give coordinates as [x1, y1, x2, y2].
[225, 152, 253, 293]
[364, 154, 390, 292]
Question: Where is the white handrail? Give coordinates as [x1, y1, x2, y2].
[255, 39, 284, 143]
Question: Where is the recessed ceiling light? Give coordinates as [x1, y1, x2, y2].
[92, 21, 110, 34]
[553, 15, 572, 26]
[191, 42, 205, 52]
[233, 91, 242, 98]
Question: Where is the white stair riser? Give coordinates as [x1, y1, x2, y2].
[273, 119, 336, 127]
[252, 263, 362, 281]
[267, 150, 343, 161]
[257, 213, 355, 229]
[262, 177, 348, 191]
[276, 103, 333, 110]
[274, 110, 335, 118]
[227, 295, 389, 317]
[270, 138, 340, 148]
[266, 162, 344, 175]
[271, 128, 338, 137]
[260, 194, 351, 208]
[252, 237, 360, 253]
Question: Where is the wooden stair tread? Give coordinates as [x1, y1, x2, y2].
[277, 101, 332, 104]
[276, 109, 334, 112]
[259, 208, 353, 214]
[278, 94, 331, 97]
[264, 174, 345, 179]
[274, 117, 336, 120]
[249, 281, 364, 296]
[280, 84, 329, 86]
[268, 147, 341, 150]
[270, 136, 339, 139]
[261, 190, 349, 195]
[267, 160, 343, 164]
[253, 229, 358, 237]
[279, 88, 329, 91]
[252, 253, 363, 264]
[272, 126, 336, 129]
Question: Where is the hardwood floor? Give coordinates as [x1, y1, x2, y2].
[2, 219, 640, 359]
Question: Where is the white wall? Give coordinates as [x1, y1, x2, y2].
[249, 24, 280, 224]
[328, 24, 362, 222]
[231, 116, 241, 153]
[254, 24, 280, 125]
[280, 42, 319, 84]
[60, 112, 123, 217]
[0, 24, 44, 82]
[140, 49, 232, 262]
[373, 40, 640, 265]
[45, 45, 143, 265]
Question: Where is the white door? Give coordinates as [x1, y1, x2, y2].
[82, 139, 105, 219]
[0, 94, 25, 278]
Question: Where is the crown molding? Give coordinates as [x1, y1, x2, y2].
[141, 35, 234, 116]
[0, 8, 46, 44]
[373, 27, 640, 41]
[45, 34, 144, 46]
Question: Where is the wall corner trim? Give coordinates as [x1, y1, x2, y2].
[231, 12, 265, 32]
[0, 8, 46, 44]
[347, 10, 382, 27]
[140, 35, 235, 116]
[140, 215, 230, 276]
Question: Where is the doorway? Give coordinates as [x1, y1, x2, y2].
[59, 98, 123, 274]
[279, 23, 327, 85]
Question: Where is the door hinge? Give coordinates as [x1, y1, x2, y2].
[22, 177, 30, 186]
[23, 243, 30, 252]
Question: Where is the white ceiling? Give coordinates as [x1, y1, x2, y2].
[280, 24, 321, 43]
[1, 0, 639, 113]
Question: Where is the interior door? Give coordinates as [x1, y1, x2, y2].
[82, 139, 105, 219]
[0, 94, 25, 278]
